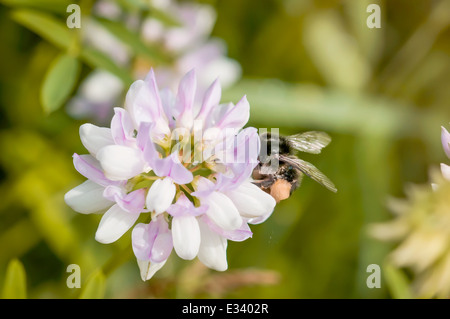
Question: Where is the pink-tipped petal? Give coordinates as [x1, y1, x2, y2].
[79, 124, 113, 156]
[144, 68, 165, 118]
[150, 151, 193, 185]
[132, 216, 173, 264]
[216, 95, 249, 130]
[167, 193, 207, 217]
[202, 215, 252, 242]
[132, 223, 153, 261]
[148, 215, 173, 263]
[103, 186, 146, 214]
[196, 78, 221, 121]
[159, 88, 176, 128]
[167, 153, 194, 185]
[73, 154, 112, 187]
[136, 122, 151, 151]
[175, 69, 197, 129]
[110, 108, 135, 146]
[64, 180, 113, 214]
[97, 145, 146, 181]
[143, 138, 162, 168]
[125, 70, 166, 128]
[441, 126, 450, 159]
[125, 80, 145, 126]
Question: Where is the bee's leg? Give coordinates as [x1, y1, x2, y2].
[252, 177, 275, 190]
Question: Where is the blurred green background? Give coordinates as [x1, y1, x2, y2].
[1, 0, 450, 299]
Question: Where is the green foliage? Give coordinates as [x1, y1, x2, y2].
[0, 0, 72, 14]
[79, 269, 106, 299]
[11, 9, 134, 84]
[96, 17, 169, 64]
[41, 54, 80, 113]
[2, 259, 27, 299]
[383, 262, 412, 299]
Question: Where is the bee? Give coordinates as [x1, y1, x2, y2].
[252, 131, 337, 202]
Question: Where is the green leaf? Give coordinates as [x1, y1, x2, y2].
[147, 5, 181, 27]
[2, 259, 27, 299]
[40, 53, 80, 113]
[383, 262, 413, 299]
[11, 9, 133, 85]
[303, 10, 371, 91]
[79, 269, 106, 299]
[79, 47, 133, 85]
[113, 0, 181, 26]
[11, 8, 72, 48]
[113, 0, 148, 11]
[0, 0, 71, 14]
[96, 17, 169, 63]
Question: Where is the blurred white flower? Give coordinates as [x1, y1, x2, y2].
[66, 70, 124, 123]
[66, 0, 241, 125]
[369, 124, 450, 298]
[140, 0, 241, 94]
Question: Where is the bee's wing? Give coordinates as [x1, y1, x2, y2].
[287, 131, 331, 154]
[280, 155, 337, 193]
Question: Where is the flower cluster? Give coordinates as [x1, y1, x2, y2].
[369, 124, 450, 298]
[65, 69, 276, 280]
[67, 0, 240, 124]
[141, 0, 241, 94]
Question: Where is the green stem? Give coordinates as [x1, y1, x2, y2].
[180, 184, 192, 194]
[142, 175, 160, 181]
[101, 243, 134, 278]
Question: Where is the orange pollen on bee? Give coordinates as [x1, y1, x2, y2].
[270, 179, 292, 203]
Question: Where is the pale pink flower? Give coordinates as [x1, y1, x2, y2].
[66, 69, 275, 280]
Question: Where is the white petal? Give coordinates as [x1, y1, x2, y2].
[64, 180, 113, 214]
[97, 145, 146, 181]
[137, 259, 167, 281]
[125, 80, 144, 128]
[79, 124, 114, 156]
[198, 219, 228, 271]
[172, 216, 200, 260]
[441, 163, 450, 181]
[204, 191, 242, 231]
[146, 178, 176, 215]
[95, 204, 140, 244]
[225, 181, 276, 218]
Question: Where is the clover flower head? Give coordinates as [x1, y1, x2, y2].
[67, 0, 240, 123]
[369, 124, 450, 298]
[369, 178, 450, 298]
[65, 68, 276, 280]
